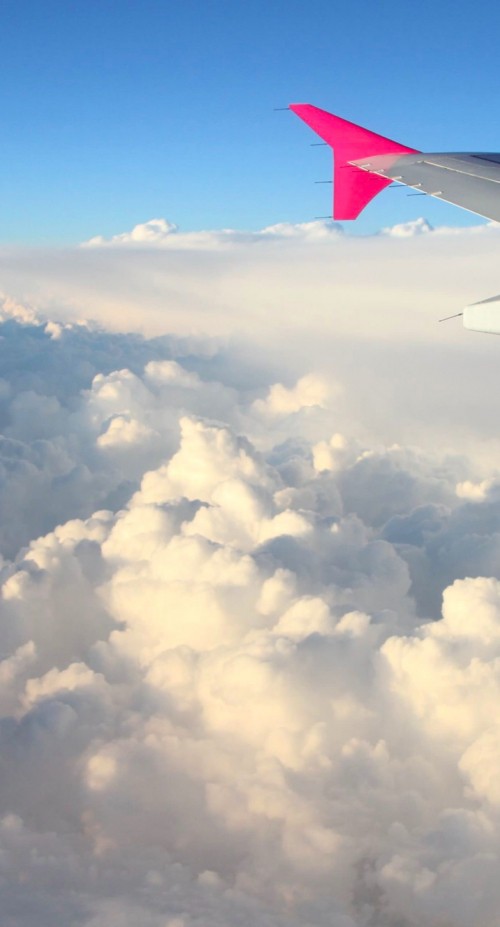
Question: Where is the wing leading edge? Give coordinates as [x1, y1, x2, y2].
[290, 103, 500, 224]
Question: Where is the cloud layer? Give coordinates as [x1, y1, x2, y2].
[2, 221, 500, 926]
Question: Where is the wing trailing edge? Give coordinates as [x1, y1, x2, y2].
[289, 103, 418, 219]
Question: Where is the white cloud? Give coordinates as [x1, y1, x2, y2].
[252, 373, 332, 418]
[84, 217, 179, 247]
[381, 216, 434, 237]
[81, 217, 343, 249]
[2, 221, 500, 926]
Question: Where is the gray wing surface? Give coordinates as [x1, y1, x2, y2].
[351, 152, 500, 223]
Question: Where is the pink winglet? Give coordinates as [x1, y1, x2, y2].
[289, 103, 419, 220]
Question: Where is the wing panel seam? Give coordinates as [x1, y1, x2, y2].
[422, 159, 500, 185]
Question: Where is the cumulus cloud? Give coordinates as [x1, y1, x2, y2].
[381, 216, 434, 237]
[82, 217, 343, 249]
[252, 373, 332, 418]
[2, 221, 500, 926]
[84, 218, 179, 247]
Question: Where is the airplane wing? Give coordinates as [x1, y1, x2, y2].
[290, 103, 500, 333]
[289, 103, 500, 224]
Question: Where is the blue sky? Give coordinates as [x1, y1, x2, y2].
[3, 0, 500, 243]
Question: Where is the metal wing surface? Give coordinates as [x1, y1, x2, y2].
[352, 151, 500, 223]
